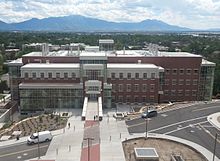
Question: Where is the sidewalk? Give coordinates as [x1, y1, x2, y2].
[207, 112, 220, 131]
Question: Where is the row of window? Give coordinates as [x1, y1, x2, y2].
[165, 79, 198, 85]
[166, 68, 199, 75]
[111, 72, 156, 79]
[164, 90, 197, 96]
[24, 72, 76, 79]
[112, 84, 155, 92]
[112, 95, 155, 103]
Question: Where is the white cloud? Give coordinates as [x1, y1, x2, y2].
[0, 0, 219, 29]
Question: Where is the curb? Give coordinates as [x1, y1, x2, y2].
[207, 112, 220, 131]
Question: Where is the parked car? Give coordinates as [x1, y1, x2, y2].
[27, 130, 52, 145]
[113, 112, 127, 119]
[141, 109, 158, 119]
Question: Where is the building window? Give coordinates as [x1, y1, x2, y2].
[134, 84, 139, 92]
[126, 96, 131, 102]
[194, 69, 198, 75]
[171, 90, 176, 96]
[119, 73, 123, 79]
[179, 69, 184, 75]
[40, 73, 44, 78]
[48, 72, 52, 79]
[142, 96, 146, 102]
[165, 79, 169, 85]
[193, 79, 198, 85]
[172, 79, 177, 85]
[178, 90, 183, 96]
[164, 90, 169, 96]
[142, 84, 147, 92]
[179, 79, 184, 85]
[134, 96, 138, 102]
[119, 96, 123, 102]
[143, 73, 147, 79]
[56, 72, 60, 78]
[127, 84, 131, 92]
[111, 73, 115, 79]
[24, 72, 28, 78]
[72, 72, 76, 79]
[150, 95, 155, 102]
[127, 73, 131, 79]
[150, 84, 155, 92]
[166, 69, 170, 75]
[135, 73, 139, 79]
[172, 69, 177, 75]
[119, 84, 123, 92]
[186, 79, 191, 85]
[32, 72, 36, 78]
[64, 72, 68, 79]
[186, 69, 191, 75]
[151, 73, 155, 79]
[192, 90, 197, 96]
[185, 90, 190, 96]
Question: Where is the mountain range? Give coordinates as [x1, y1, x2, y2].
[0, 15, 194, 32]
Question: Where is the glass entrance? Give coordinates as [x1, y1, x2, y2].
[89, 94, 97, 101]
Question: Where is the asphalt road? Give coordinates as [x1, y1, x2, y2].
[0, 141, 50, 161]
[126, 101, 220, 158]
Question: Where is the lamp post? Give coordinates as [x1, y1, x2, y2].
[145, 107, 149, 139]
[213, 133, 219, 161]
[37, 118, 40, 159]
[84, 137, 94, 161]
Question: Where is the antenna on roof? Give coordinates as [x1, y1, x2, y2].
[123, 46, 125, 55]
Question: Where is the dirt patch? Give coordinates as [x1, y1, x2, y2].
[122, 137, 207, 161]
[0, 114, 67, 140]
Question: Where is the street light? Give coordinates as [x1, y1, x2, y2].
[145, 107, 149, 139]
[84, 137, 94, 161]
[37, 118, 40, 159]
[213, 133, 219, 161]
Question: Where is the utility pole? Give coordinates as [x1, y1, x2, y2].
[84, 137, 94, 161]
[213, 133, 219, 161]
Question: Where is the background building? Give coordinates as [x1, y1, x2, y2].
[8, 40, 215, 114]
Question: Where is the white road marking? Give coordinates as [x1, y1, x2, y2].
[161, 114, 168, 117]
[190, 130, 195, 133]
[192, 105, 220, 112]
[164, 120, 208, 135]
[23, 153, 28, 156]
[149, 116, 207, 133]
[178, 125, 182, 127]
[17, 156, 21, 159]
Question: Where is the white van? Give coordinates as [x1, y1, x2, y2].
[27, 131, 52, 145]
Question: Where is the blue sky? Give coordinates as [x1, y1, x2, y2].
[0, 0, 220, 29]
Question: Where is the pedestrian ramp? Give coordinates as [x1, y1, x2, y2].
[81, 96, 103, 121]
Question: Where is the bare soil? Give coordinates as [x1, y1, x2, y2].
[122, 137, 208, 161]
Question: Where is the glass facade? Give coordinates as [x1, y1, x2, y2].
[198, 66, 215, 101]
[20, 88, 83, 113]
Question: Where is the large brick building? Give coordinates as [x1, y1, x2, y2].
[8, 41, 215, 114]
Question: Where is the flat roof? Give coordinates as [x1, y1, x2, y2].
[22, 49, 202, 58]
[202, 59, 216, 66]
[8, 58, 23, 66]
[107, 63, 160, 69]
[99, 39, 114, 44]
[19, 83, 83, 89]
[21, 63, 80, 69]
